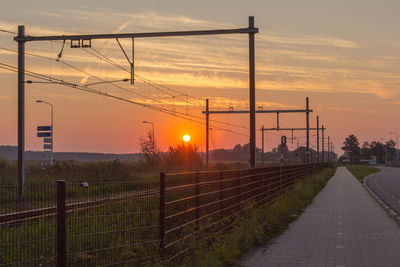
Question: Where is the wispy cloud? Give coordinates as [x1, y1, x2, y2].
[0, 10, 399, 103]
[258, 33, 359, 49]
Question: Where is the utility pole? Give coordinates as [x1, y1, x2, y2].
[306, 97, 310, 163]
[17, 25, 25, 202]
[261, 125, 264, 167]
[322, 125, 325, 162]
[328, 136, 330, 161]
[389, 132, 398, 165]
[206, 99, 209, 170]
[249, 16, 256, 168]
[317, 116, 319, 163]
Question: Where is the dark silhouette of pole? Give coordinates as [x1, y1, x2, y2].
[322, 125, 325, 162]
[249, 16, 256, 168]
[17, 25, 25, 202]
[306, 97, 310, 163]
[206, 98, 209, 170]
[261, 125, 264, 167]
[317, 116, 319, 163]
[328, 136, 330, 161]
[57, 180, 66, 267]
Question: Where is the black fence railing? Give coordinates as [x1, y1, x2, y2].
[0, 163, 326, 266]
[0, 181, 159, 266]
[160, 163, 323, 262]
[0, 183, 57, 266]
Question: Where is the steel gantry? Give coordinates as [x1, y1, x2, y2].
[14, 17, 258, 201]
[260, 123, 326, 166]
[202, 97, 313, 169]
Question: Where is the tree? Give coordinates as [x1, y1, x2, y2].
[361, 141, 372, 159]
[342, 134, 360, 163]
[370, 141, 385, 164]
[139, 130, 160, 165]
[164, 142, 202, 169]
[386, 139, 396, 160]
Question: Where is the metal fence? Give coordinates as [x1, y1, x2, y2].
[160, 163, 324, 262]
[0, 163, 325, 266]
[0, 181, 159, 266]
[0, 183, 57, 266]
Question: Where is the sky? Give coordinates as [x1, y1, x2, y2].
[1, 0, 400, 155]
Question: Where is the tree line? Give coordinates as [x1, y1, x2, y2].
[341, 134, 397, 164]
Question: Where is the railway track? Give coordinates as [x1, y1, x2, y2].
[0, 188, 159, 225]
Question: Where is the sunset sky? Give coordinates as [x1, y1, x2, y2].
[1, 0, 400, 155]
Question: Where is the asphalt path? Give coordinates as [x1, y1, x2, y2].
[366, 166, 400, 214]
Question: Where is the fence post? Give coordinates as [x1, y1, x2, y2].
[279, 166, 283, 197]
[159, 172, 166, 262]
[195, 171, 200, 231]
[219, 170, 224, 219]
[237, 171, 242, 213]
[56, 180, 66, 267]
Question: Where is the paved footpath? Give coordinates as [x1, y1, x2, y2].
[240, 167, 400, 267]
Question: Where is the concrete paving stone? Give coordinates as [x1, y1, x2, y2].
[240, 167, 400, 266]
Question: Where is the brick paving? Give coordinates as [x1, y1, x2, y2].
[240, 167, 400, 267]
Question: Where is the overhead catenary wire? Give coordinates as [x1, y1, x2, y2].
[87, 46, 203, 101]
[0, 62, 257, 139]
[0, 46, 253, 132]
[0, 29, 17, 34]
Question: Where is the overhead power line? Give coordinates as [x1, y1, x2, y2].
[0, 46, 252, 131]
[0, 61, 259, 138]
[0, 29, 17, 34]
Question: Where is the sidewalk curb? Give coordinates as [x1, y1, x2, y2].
[363, 173, 400, 226]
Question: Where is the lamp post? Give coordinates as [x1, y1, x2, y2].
[389, 132, 399, 165]
[142, 121, 155, 152]
[36, 100, 54, 166]
[380, 137, 387, 165]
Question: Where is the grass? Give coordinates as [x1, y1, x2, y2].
[179, 165, 336, 267]
[345, 164, 380, 181]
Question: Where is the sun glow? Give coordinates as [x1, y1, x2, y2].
[183, 134, 191, 142]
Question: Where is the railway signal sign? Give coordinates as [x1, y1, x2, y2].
[37, 124, 54, 164]
[43, 144, 52, 150]
[37, 132, 52, 137]
[37, 126, 52, 131]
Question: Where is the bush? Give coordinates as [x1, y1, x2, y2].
[164, 143, 203, 170]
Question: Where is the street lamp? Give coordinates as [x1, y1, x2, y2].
[389, 132, 399, 165]
[36, 100, 54, 166]
[142, 121, 155, 152]
[380, 137, 388, 165]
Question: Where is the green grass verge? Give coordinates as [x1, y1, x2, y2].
[345, 164, 380, 181]
[179, 166, 336, 267]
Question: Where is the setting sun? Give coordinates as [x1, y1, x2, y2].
[183, 134, 191, 142]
